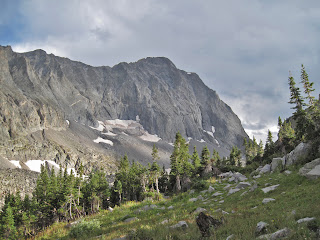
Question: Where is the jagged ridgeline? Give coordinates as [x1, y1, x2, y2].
[0, 45, 248, 172]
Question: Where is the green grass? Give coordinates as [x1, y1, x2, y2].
[32, 171, 320, 240]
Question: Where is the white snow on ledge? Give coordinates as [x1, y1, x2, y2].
[139, 132, 161, 142]
[10, 160, 21, 168]
[93, 137, 114, 146]
[25, 160, 60, 173]
[90, 120, 105, 131]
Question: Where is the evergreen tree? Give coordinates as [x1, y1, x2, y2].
[200, 146, 210, 167]
[0, 205, 17, 239]
[151, 144, 160, 162]
[191, 146, 201, 175]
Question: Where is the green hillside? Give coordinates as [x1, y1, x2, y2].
[33, 167, 320, 240]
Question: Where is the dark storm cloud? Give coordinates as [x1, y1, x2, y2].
[5, 0, 320, 142]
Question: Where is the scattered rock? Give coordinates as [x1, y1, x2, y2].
[222, 210, 229, 215]
[299, 158, 320, 179]
[219, 200, 224, 203]
[212, 192, 223, 197]
[208, 186, 215, 193]
[270, 227, 291, 239]
[240, 191, 248, 196]
[236, 181, 251, 189]
[194, 207, 207, 214]
[253, 175, 261, 179]
[249, 183, 258, 192]
[223, 184, 232, 190]
[170, 221, 188, 229]
[261, 184, 280, 193]
[189, 189, 195, 194]
[257, 227, 290, 239]
[108, 206, 113, 212]
[260, 164, 271, 174]
[189, 197, 198, 202]
[226, 234, 234, 240]
[161, 219, 169, 224]
[228, 188, 240, 195]
[297, 217, 316, 224]
[196, 212, 223, 237]
[284, 170, 292, 175]
[167, 205, 174, 210]
[262, 198, 275, 204]
[256, 221, 269, 234]
[123, 217, 139, 223]
[201, 190, 208, 194]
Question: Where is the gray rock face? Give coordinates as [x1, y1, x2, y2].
[271, 158, 285, 172]
[285, 142, 312, 165]
[260, 164, 271, 174]
[299, 158, 320, 179]
[0, 46, 247, 161]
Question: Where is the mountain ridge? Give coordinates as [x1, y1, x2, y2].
[0, 45, 248, 171]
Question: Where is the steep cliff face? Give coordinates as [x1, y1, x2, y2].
[0, 45, 248, 171]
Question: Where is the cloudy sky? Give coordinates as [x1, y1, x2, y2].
[1, 0, 320, 143]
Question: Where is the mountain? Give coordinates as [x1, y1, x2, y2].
[0, 45, 248, 173]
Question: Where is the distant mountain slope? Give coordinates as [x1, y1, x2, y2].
[0, 45, 248, 172]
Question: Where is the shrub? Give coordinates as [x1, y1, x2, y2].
[69, 219, 101, 238]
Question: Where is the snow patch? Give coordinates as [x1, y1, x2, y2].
[187, 72, 192, 75]
[93, 137, 113, 146]
[215, 139, 220, 146]
[66, 120, 70, 125]
[212, 126, 215, 134]
[102, 131, 117, 136]
[140, 132, 161, 142]
[90, 121, 105, 131]
[10, 160, 21, 168]
[199, 139, 206, 143]
[25, 160, 60, 173]
[168, 143, 174, 146]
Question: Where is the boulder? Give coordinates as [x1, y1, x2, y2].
[161, 219, 169, 224]
[297, 217, 316, 224]
[196, 212, 223, 237]
[228, 188, 240, 195]
[212, 192, 223, 197]
[194, 207, 207, 214]
[257, 228, 290, 240]
[208, 186, 215, 193]
[123, 217, 139, 223]
[260, 164, 271, 174]
[170, 221, 188, 229]
[261, 184, 280, 193]
[235, 182, 251, 189]
[256, 221, 269, 234]
[253, 174, 261, 179]
[299, 158, 320, 179]
[285, 142, 312, 166]
[262, 198, 275, 204]
[226, 234, 234, 240]
[271, 158, 285, 172]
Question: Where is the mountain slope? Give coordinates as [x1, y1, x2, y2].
[0, 45, 248, 171]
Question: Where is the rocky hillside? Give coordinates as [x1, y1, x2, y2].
[0, 45, 248, 172]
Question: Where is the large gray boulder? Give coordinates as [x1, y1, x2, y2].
[299, 158, 320, 179]
[260, 164, 271, 174]
[285, 142, 312, 166]
[271, 158, 285, 172]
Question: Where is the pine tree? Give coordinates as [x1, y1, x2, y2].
[151, 144, 160, 162]
[288, 73, 306, 140]
[200, 146, 210, 167]
[191, 146, 201, 175]
[1, 205, 17, 239]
